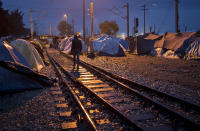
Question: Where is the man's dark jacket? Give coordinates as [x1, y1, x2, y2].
[71, 37, 82, 55]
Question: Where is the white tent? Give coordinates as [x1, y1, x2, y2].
[150, 48, 165, 57]
[0, 40, 49, 93]
[59, 37, 87, 53]
[10, 39, 45, 72]
[58, 36, 73, 51]
[0, 40, 31, 68]
[185, 38, 200, 59]
[162, 50, 180, 59]
[93, 35, 126, 56]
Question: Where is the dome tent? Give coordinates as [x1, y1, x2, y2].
[0, 40, 52, 94]
[93, 35, 126, 56]
[10, 39, 45, 72]
[59, 36, 87, 53]
[30, 40, 44, 59]
[0, 40, 30, 68]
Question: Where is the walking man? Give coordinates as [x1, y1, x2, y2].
[71, 35, 82, 66]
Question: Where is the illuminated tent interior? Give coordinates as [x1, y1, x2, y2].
[0, 40, 51, 94]
[10, 39, 45, 72]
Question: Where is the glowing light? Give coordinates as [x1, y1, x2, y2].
[121, 32, 126, 39]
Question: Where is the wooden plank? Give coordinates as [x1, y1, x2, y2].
[92, 88, 114, 93]
[56, 103, 68, 108]
[51, 91, 62, 95]
[78, 77, 96, 81]
[81, 80, 104, 85]
[80, 74, 94, 77]
[59, 111, 72, 117]
[54, 97, 65, 102]
[62, 121, 77, 130]
[86, 84, 109, 89]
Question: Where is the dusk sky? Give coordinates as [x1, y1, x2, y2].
[2, 0, 200, 36]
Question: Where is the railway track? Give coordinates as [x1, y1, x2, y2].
[47, 51, 137, 130]
[47, 49, 200, 130]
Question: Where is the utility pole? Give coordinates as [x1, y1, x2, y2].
[83, 0, 86, 41]
[34, 22, 37, 37]
[175, 0, 179, 33]
[149, 26, 152, 33]
[90, 2, 94, 39]
[49, 24, 52, 36]
[72, 19, 75, 34]
[141, 5, 148, 34]
[126, 2, 129, 37]
[30, 8, 34, 39]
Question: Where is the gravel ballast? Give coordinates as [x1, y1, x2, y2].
[80, 54, 200, 105]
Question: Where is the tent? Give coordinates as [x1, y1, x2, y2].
[10, 39, 45, 72]
[129, 33, 161, 54]
[59, 36, 73, 51]
[93, 36, 126, 56]
[162, 50, 180, 59]
[0, 40, 30, 68]
[117, 38, 129, 50]
[0, 40, 51, 94]
[185, 38, 200, 59]
[154, 32, 196, 52]
[59, 36, 87, 53]
[30, 40, 44, 59]
[150, 48, 165, 57]
[144, 33, 161, 40]
[153, 32, 196, 58]
[95, 34, 111, 41]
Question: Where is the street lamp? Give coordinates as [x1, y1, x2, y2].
[64, 14, 68, 36]
[64, 14, 68, 23]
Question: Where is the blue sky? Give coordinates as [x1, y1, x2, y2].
[2, 0, 200, 36]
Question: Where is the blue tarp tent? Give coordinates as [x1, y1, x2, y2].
[185, 38, 200, 59]
[117, 38, 129, 50]
[93, 35, 126, 56]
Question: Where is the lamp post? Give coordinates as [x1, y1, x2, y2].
[83, 0, 86, 41]
[64, 14, 68, 36]
[64, 14, 68, 23]
[90, 2, 94, 39]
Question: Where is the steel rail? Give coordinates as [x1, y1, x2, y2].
[81, 58, 200, 111]
[46, 51, 98, 131]
[60, 52, 200, 129]
[52, 56, 143, 131]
